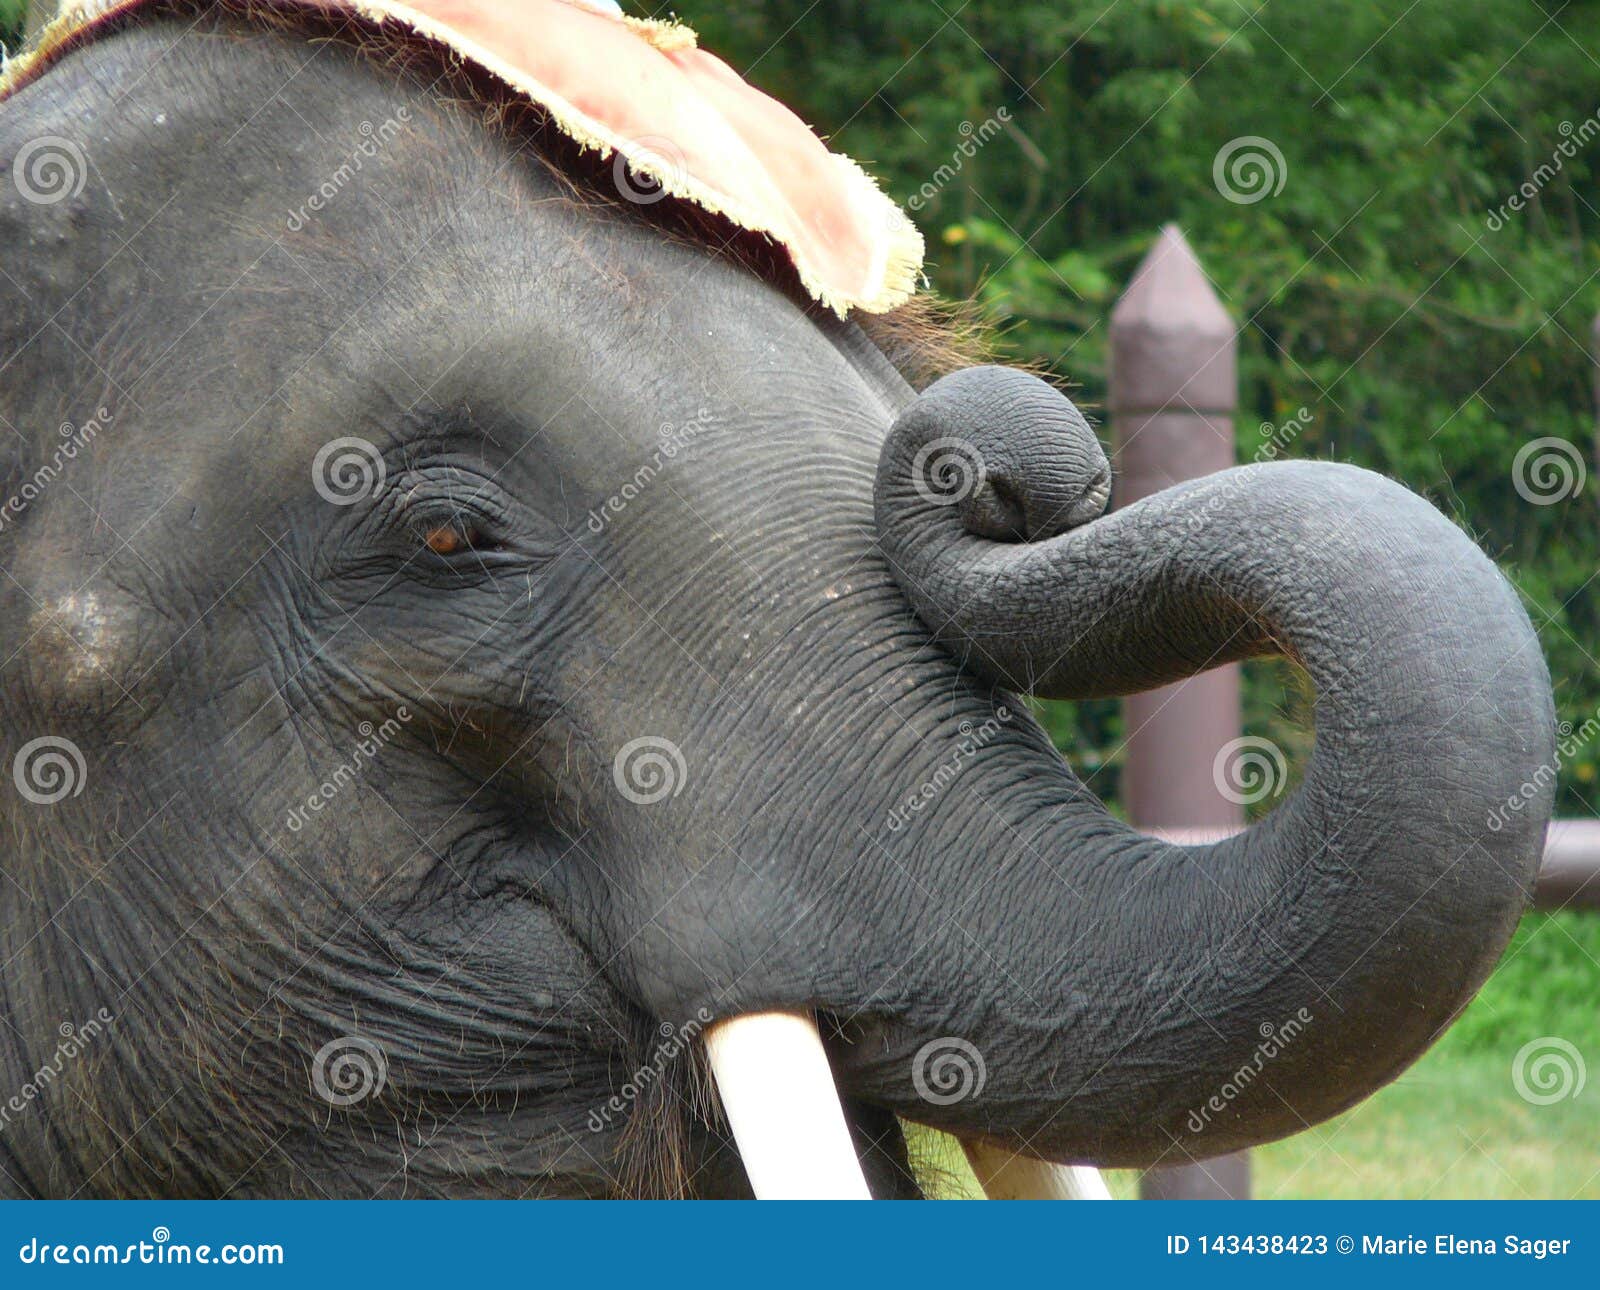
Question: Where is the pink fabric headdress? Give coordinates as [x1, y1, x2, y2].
[1, 0, 925, 316]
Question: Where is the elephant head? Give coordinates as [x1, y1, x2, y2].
[0, 5, 1553, 1197]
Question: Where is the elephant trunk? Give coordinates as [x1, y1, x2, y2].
[856, 366, 1555, 1165]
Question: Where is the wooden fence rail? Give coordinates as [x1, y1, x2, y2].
[1153, 825, 1600, 914]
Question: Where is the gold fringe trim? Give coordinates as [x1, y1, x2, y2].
[0, 9, 80, 97]
[620, 15, 697, 54]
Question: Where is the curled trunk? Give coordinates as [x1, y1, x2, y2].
[852, 367, 1554, 1165]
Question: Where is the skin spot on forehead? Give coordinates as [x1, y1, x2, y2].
[27, 591, 126, 688]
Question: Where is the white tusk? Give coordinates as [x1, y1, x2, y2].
[703, 1010, 873, 1199]
[963, 1140, 1113, 1200]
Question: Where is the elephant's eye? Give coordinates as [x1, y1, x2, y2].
[384, 466, 516, 568]
[423, 522, 482, 557]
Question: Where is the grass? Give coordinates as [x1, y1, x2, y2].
[914, 911, 1600, 1199]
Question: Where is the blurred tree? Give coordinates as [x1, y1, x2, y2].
[0, 0, 28, 51]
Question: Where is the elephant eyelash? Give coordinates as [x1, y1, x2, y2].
[390, 481, 513, 561]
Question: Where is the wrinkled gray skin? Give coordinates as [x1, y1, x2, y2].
[0, 14, 1555, 1197]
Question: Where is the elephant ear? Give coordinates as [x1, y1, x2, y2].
[3, 0, 925, 318]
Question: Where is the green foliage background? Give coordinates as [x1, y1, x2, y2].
[0, 0, 25, 48]
[685, 0, 1600, 815]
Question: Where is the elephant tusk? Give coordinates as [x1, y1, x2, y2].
[703, 1010, 873, 1199]
[963, 1140, 1113, 1200]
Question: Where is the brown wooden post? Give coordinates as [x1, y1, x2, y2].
[1111, 225, 1251, 1201]
[1539, 821, 1600, 910]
